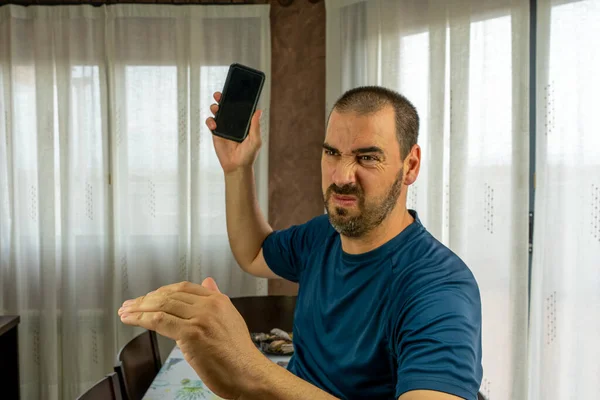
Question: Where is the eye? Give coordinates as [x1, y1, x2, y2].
[358, 155, 379, 162]
[324, 149, 337, 156]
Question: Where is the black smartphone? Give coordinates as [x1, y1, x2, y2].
[212, 63, 266, 143]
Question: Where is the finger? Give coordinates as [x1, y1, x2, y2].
[249, 109, 262, 141]
[123, 281, 214, 306]
[120, 294, 146, 310]
[213, 92, 221, 102]
[137, 290, 199, 306]
[119, 290, 198, 314]
[210, 103, 219, 115]
[120, 311, 184, 341]
[119, 294, 198, 320]
[154, 281, 214, 297]
[206, 117, 216, 131]
[201, 277, 221, 293]
[169, 291, 201, 305]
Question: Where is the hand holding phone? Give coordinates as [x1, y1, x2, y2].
[206, 92, 263, 174]
[206, 64, 264, 173]
[212, 63, 265, 143]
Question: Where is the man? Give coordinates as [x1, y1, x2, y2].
[118, 86, 483, 400]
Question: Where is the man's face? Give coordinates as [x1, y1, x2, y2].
[322, 106, 405, 238]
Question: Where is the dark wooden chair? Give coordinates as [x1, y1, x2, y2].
[230, 295, 297, 333]
[114, 330, 162, 400]
[477, 391, 488, 400]
[76, 372, 122, 400]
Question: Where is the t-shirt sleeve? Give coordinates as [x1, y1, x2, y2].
[392, 274, 483, 400]
[261, 216, 327, 283]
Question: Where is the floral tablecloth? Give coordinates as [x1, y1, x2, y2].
[143, 346, 292, 400]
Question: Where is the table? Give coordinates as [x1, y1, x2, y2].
[0, 316, 21, 400]
[143, 346, 291, 400]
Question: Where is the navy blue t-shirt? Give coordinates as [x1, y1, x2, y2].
[262, 210, 482, 400]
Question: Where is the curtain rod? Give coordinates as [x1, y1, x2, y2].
[0, 0, 269, 6]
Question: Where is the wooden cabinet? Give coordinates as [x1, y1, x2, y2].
[0, 316, 20, 400]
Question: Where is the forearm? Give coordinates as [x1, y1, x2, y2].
[239, 357, 339, 400]
[224, 166, 272, 269]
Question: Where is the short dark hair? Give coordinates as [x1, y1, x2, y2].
[329, 86, 419, 159]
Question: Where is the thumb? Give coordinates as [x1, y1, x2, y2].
[201, 277, 221, 293]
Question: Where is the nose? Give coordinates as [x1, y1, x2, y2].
[331, 157, 357, 188]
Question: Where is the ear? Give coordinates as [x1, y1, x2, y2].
[403, 144, 421, 186]
[201, 277, 221, 293]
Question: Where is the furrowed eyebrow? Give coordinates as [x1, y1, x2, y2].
[351, 146, 384, 155]
[322, 143, 339, 153]
[322, 143, 385, 156]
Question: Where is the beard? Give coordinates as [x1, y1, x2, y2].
[323, 168, 404, 238]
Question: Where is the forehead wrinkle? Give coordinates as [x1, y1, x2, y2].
[325, 108, 399, 159]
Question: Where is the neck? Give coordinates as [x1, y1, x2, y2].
[339, 205, 414, 255]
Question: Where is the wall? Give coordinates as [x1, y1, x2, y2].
[268, 0, 326, 295]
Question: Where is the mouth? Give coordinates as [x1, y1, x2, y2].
[331, 194, 358, 206]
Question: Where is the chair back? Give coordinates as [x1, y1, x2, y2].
[114, 330, 162, 400]
[76, 372, 122, 400]
[230, 295, 296, 332]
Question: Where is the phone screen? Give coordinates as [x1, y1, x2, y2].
[215, 65, 264, 142]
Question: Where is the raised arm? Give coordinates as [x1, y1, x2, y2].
[206, 92, 280, 279]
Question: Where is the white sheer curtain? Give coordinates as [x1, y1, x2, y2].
[0, 4, 270, 399]
[528, 0, 600, 399]
[326, 1, 530, 399]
